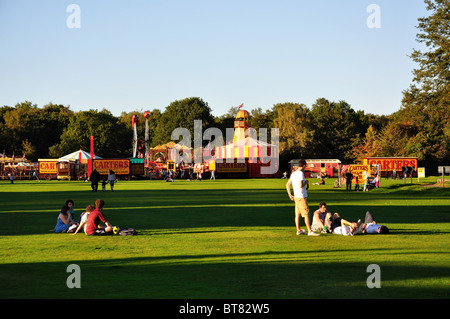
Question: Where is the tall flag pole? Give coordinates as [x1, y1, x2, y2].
[131, 114, 139, 158]
[88, 136, 94, 176]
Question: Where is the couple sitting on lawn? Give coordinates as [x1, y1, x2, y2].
[71, 199, 114, 236]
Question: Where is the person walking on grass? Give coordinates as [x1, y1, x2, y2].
[107, 170, 116, 191]
[89, 168, 100, 192]
[286, 159, 320, 236]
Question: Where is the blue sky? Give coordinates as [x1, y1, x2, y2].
[0, 0, 428, 117]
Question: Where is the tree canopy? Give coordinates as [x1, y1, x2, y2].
[1, 0, 448, 173]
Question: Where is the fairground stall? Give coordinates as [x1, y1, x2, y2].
[212, 109, 280, 178]
[339, 164, 375, 186]
[38, 159, 58, 179]
[92, 158, 131, 180]
[38, 158, 83, 180]
[1, 155, 37, 180]
[141, 109, 279, 179]
[362, 157, 418, 178]
[130, 158, 145, 177]
[38, 150, 102, 180]
[288, 159, 341, 178]
[148, 142, 193, 179]
[214, 136, 279, 178]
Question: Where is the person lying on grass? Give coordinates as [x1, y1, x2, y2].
[358, 211, 389, 234]
[329, 212, 360, 236]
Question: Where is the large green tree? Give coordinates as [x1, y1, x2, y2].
[1, 102, 73, 161]
[49, 109, 131, 158]
[0, 105, 15, 156]
[399, 0, 450, 170]
[250, 107, 274, 136]
[153, 97, 215, 147]
[309, 98, 366, 162]
[272, 102, 313, 157]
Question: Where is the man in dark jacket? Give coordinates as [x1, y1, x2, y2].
[89, 168, 101, 192]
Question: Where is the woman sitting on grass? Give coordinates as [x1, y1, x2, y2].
[72, 204, 95, 235]
[54, 205, 77, 233]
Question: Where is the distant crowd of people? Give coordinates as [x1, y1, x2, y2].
[87, 167, 216, 191]
[146, 167, 215, 182]
[344, 169, 380, 191]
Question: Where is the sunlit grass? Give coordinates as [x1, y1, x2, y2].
[0, 177, 449, 299]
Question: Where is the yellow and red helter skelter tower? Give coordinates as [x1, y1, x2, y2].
[233, 109, 251, 143]
[213, 108, 279, 178]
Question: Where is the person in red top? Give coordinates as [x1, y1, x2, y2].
[85, 199, 113, 236]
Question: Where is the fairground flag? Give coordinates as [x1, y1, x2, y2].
[237, 103, 244, 109]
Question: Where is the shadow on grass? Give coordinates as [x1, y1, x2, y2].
[1, 183, 449, 300]
[1, 203, 449, 236]
[1, 250, 448, 299]
[0, 185, 449, 235]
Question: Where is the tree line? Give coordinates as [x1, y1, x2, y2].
[0, 94, 447, 173]
[1, 0, 448, 173]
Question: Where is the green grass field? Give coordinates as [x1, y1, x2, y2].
[0, 177, 449, 299]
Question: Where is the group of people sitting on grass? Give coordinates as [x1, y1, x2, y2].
[311, 202, 389, 236]
[50, 199, 114, 236]
[50, 199, 388, 237]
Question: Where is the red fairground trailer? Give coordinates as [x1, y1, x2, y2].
[289, 159, 341, 178]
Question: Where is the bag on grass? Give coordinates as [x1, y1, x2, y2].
[119, 228, 137, 236]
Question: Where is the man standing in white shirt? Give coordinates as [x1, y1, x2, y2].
[286, 159, 320, 236]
